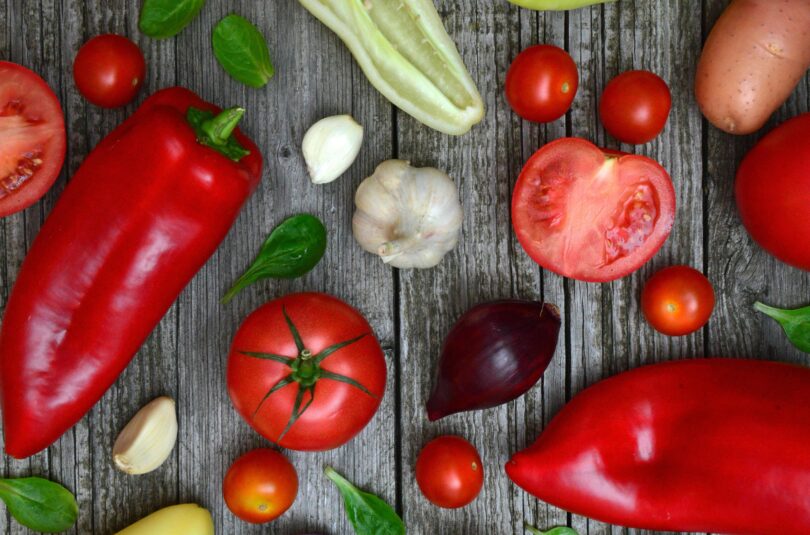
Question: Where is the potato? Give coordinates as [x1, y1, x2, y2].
[695, 0, 810, 135]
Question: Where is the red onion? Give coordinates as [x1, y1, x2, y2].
[426, 300, 561, 421]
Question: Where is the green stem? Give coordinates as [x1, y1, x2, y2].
[202, 107, 245, 145]
[186, 106, 251, 162]
[524, 523, 543, 535]
[754, 301, 791, 321]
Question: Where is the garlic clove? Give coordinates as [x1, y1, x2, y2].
[113, 396, 178, 475]
[302, 114, 364, 184]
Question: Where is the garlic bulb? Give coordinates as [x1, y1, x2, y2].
[113, 396, 178, 475]
[302, 114, 364, 184]
[352, 160, 463, 269]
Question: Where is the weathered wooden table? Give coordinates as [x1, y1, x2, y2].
[1, 1, 808, 533]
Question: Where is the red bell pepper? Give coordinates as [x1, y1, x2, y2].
[0, 87, 262, 458]
[506, 358, 810, 535]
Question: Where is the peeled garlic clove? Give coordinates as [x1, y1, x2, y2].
[113, 396, 178, 475]
[352, 160, 463, 269]
[302, 114, 364, 184]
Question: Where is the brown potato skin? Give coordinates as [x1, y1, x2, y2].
[695, 0, 810, 135]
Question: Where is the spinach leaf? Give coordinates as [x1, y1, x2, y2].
[0, 477, 78, 533]
[212, 14, 275, 88]
[754, 302, 810, 353]
[139, 0, 205, 39]
[325, 466, 405, 535]
[222, 214, 327, 303]
[524, 523, 579, 535]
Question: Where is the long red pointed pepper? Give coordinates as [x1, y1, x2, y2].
[0, 87, 263, 458]
[506, 358, 810, 535]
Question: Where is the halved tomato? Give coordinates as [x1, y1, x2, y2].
[512, 138, 675, 282]
[0, 61, 66, 217]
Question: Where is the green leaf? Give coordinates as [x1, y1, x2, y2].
[325, 467, 405, 535]
[212, 14, 275, 88]
[139, 0, 206, 39]
[222, 214, 327, 303]
[0, 477, 78, 533]
[754, 302, 810, 353]
[524, 522, 579, 535]
[186, 107, 251, 162]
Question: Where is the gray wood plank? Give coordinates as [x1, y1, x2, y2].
[171, 0, 397, 533]
[565, 2, 705, 535]
[396, 2, 536, 534]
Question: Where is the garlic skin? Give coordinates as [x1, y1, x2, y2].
[302, 114, 364, 184]
[352, 160, 463, 269]
[113, 396, 178, 475]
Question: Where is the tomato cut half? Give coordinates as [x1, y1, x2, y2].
[0, 61, 66, 217]
[512, 138, 675, 282]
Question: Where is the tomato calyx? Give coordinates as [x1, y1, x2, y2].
[240, 306, 377, 440]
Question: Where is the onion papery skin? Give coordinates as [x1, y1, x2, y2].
[427, 300, 561, 421]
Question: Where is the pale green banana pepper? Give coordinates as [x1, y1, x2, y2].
[297, 0, 485, 136]
[508, 0, 614, 10]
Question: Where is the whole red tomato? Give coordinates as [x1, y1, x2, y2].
[416, 435, 483, 509]
[227, 293, 386, 451]
[512, 138, 675, 282]
[599, 70, 671, 144]
[642, 266, 715, 336]
[223, 448, 298, 523]
[505, 44, 578, 123]
[736, 113, 810, 271]
[73, 34, 145, 108]
[0, 61, 66, 217]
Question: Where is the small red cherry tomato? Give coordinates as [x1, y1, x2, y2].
[599, 70, 671, 144]
[415, 435, 484, 509]
[223, 448, 298, 524]
[641, 265, 715, 336]
[505, 44, 578, 123]
[73, 34, 146, 108]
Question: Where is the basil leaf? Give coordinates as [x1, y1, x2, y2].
[325, 466, 404, 535]
[754, 302, 810, 353]
[212, 14, 275, 88]
[524, 523, 579, 535]
[0, 477, 78, 533]
[222, 214, 327, 303]
[139, 0, 205, 39]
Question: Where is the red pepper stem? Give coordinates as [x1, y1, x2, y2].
[202, 107, 245, 145]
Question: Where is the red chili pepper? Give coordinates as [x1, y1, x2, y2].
[0, 87, 262, 458]
[506, 358, 810, 535]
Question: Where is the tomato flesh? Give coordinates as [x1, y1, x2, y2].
[0, 62, 66, 217]
[641, 265, 715, 336]
[512, 138, 675, 281]
[415, 436, 484, 509]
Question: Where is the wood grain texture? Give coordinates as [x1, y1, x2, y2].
[0, 0, 808, 534]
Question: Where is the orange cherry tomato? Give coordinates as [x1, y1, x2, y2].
[415, 435, 483, 509]
[223, 448, 298, 523]
[641, 265, 715, 336]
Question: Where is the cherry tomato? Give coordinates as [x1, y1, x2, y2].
[227, 293, 386, 451]
[641, 266, 715, 336]
[512, 138, 675, 282]
[416, 435, 483, 509]
[73, 34, 145, 108]
[599, 70, 671, 144]
[0, 62, 66, 217]
[736, 113, 810, 271]
[223, 448, 298, 523]
[505, 45, 578, 123]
